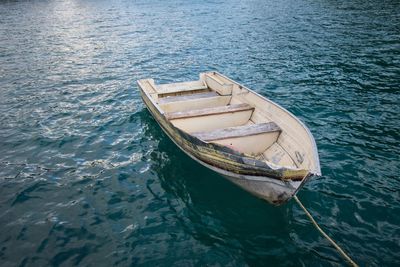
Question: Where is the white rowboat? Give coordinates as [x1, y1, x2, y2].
[137, 72, 321, 204]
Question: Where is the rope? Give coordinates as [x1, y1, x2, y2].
[293, 195, 359, 267]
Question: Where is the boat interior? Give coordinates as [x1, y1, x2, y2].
[139, 72, 317, 172]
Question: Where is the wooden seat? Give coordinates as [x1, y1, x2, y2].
[156, 80, 208, 96]
[158, 91, 219, 104]
[165, 103, 254, 120]
[192, 122, 281, 141]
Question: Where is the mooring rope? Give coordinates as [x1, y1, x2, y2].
[293, 195, 359, 267]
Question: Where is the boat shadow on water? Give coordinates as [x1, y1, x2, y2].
[138, 109, 316, 264]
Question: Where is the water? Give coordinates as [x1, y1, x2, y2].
[0, 0, 399, 266]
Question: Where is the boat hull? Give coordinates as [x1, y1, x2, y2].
[138, 84, 311, 205]
[185, 152, 307, 205]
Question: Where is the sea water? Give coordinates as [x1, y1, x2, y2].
[0, 0, 399, 266]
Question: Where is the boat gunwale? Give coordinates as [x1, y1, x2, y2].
[138, 72, 321, 175]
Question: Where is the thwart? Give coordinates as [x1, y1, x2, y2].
[137, 72, 321, 205]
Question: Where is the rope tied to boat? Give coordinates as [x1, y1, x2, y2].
[293, 195, 359, 267]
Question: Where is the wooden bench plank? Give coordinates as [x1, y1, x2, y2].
[165, 103, 253, 120]
[158, 91, 218, 104]
[192, 122, 281, 141]
[156, 80, 207, 95]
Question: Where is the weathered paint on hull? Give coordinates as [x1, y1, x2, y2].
[138, 86, 310, 204]
[190, 156, 304, 205]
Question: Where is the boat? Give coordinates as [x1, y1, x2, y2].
[137, 72, 321, 204]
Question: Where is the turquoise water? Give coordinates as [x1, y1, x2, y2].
[1, 0, 399, 266]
